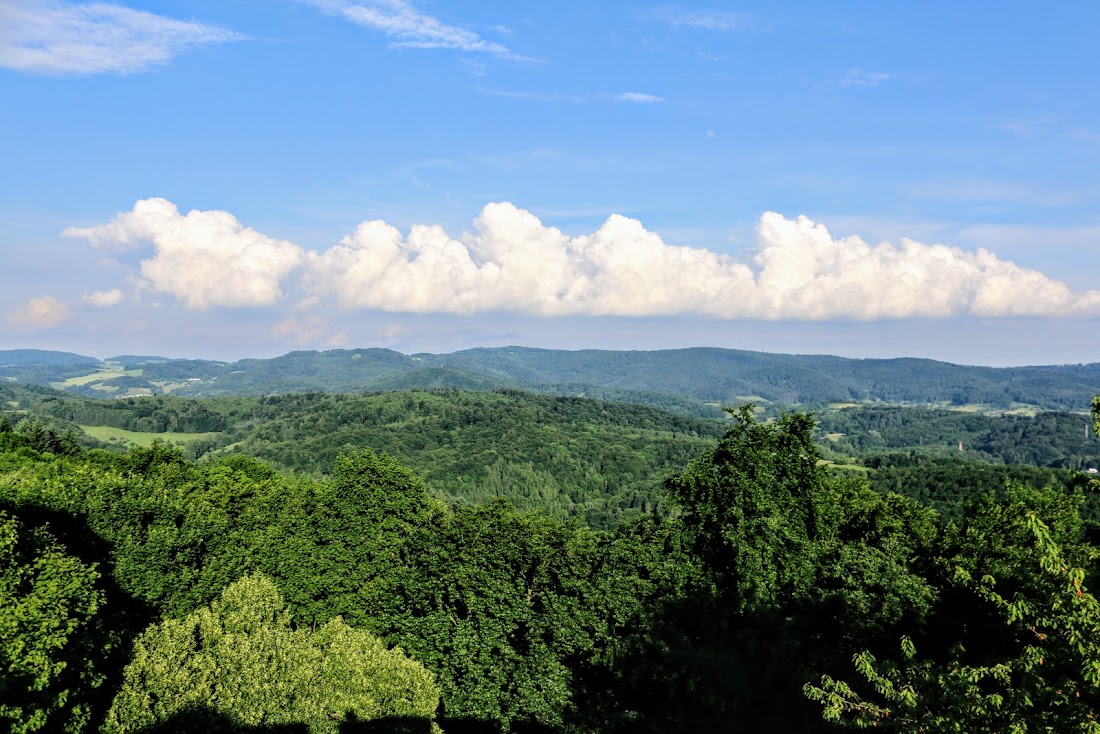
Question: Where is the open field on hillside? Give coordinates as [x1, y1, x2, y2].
[78, 425, 220, 447]
[53, 366, 142, 388]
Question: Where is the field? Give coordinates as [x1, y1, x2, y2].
[53, 365, 142, 389]
[78, 425, 220, 447]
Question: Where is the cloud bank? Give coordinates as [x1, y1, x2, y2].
[63, 198, 304, 309]
[307, 204, 1100, 319]
[0, 0, 245, 75]
[65, 199, 1100, 320]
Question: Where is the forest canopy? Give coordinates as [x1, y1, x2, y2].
[0, 395, 1096, 731]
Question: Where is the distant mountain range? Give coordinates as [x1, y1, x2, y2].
[3, 346, 1099, 413]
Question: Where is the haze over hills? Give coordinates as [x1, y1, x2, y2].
[3, 346, 1099, 413]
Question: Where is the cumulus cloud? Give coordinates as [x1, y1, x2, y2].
[81, 288, 123, 307]
[0, 0, 245, 75]
[63, 198, 305, 310]
[6, 295, 70, 329]
[301, 0, 527, 60]
[305, 204, 1100, 320]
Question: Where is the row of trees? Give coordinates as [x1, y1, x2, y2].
[1, 400, 1099, 731]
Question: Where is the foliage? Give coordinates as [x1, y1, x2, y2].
[3, 377, 1100, 733]
[665, 405, 940, 731]
[0, 511, 105, 733]
[669, 405, 844, 609]
[104, 574, 440, 734]
[806, 480, 1100, 732]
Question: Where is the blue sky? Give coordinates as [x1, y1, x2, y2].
[2, 0, 1099, 365]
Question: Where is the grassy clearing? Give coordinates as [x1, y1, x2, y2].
[53, 366, 143, 388]
[78, 425, 220, 447]
[151, 381, 192, 393]
[823, 432, 846, 441]
[818, 458, 870, 473]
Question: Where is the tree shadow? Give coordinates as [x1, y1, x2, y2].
[127, 709, 444, 733]
[340, 713, 436, 733]
[132, 708, 309, 733]
[565, 583, 844, 734]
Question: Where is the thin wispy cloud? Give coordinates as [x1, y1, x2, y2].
[615, 92, 665, 103]
[0, 0, 246, 75]
[301, 0, 531, 60]
[1068, 128, 1100, 145]
[479, 88, 591, 103]
[646, 7, 759, 31]
[837, 69, 892, 87]
[480, 88, 665, 104]
[997, 115, 1056, 136]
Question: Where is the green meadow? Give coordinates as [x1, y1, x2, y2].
[78, 424, 220, 447]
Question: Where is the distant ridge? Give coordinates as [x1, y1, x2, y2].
[2, 346, 1098, 413]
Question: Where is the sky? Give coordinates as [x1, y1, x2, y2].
[1, 0, 1099, 366]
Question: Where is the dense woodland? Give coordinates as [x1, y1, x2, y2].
[3, 349, 1100, 732]
[1, 390, 1100, 732]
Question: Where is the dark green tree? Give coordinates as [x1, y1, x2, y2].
[0, 511, 106, 733]
[665, 405, 938, 731]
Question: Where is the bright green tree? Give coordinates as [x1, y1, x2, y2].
[0, 511, 105, 734]
[104, 574, 440, 734]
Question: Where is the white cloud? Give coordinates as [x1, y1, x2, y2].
[0, 0, 245, 75]
[647, 8, 758, 31]
[615, 92, 665, 104]
[301, 0, 527, 60]
[63, 198, 305, 310]
[6, 295, 70, 329]
[81, 288, 123, 307]
[838, 69, 893, 87]
[305, 203, 1100, 320]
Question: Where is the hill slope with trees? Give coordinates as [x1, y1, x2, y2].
[5, 346, 1099, 413]
[1, 398, 1098, 732]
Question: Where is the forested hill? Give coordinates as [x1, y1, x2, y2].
[5, 384, 723, 529]
[4, 346, 1100, 412]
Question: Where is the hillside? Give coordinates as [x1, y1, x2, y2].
[7, 384, 722, 529]
[3, 346, 1099, 413]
